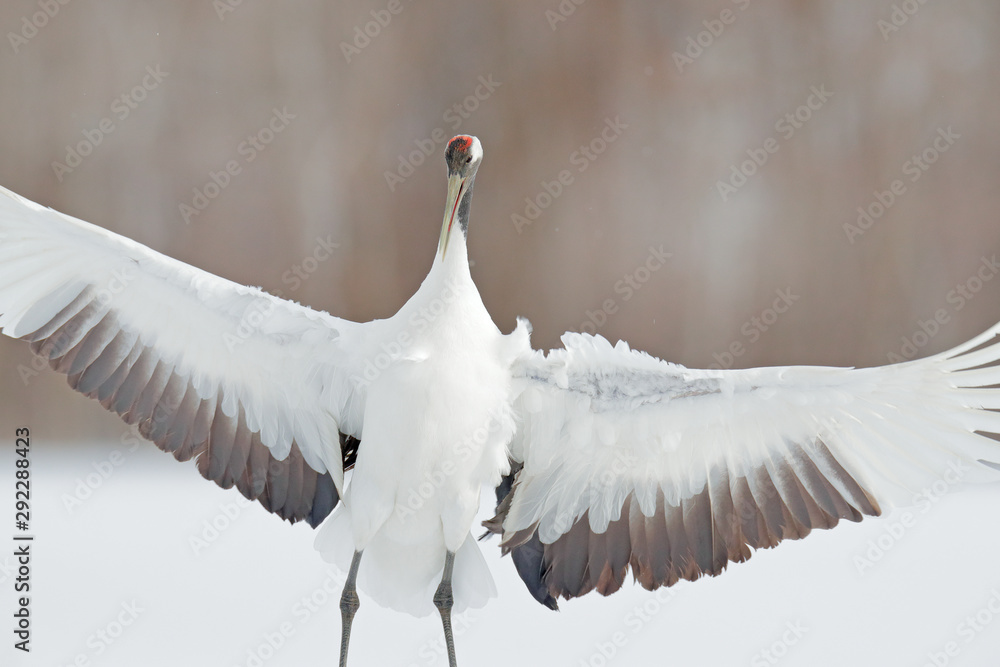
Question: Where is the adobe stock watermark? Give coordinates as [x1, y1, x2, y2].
[290, 569, 347, 625]
[213, 0, 245, 21]
[708, 288, 799, 369]
[716, 85, 833, 202]
[17, 266, 137, 386]
[672, 0, 754, 73]
[7, 0, 73, 54]
[350, 278, 469, 389]
[58, 351, 194, 513]
[235, 569, 347, 667]
[544, 0, 588, 31]
[237, 622, 295, 667]
[60, 600, 145, 666]
[280, 236, 341, 292]
[394, 405, 511, 521]
[843, 126, 959, 244]
[886, 255, 998, 363]
[695, 430, 844, 547]
[750, 621, 809, 667]
[878, 0, 936, 41]
[384, 75, 502, 191]
[60, 364, 192, 513]
[59, 429, 142, 514]
[51, 65, 169, 183]
[402, 610, 479, 667]
[511, 116, 628, 233]
[548, 450, 643, 544]
[339, 0, 413, 63]
[920, 588, 1000, 667]
[0, 555, 15, 587]
[223, 234, 340, 351]
[576, 587, 678, 667]
[189, 495, 254, 556]
[853, 458, 967, 575]
[576, 245, 671, 335]
[179, 107, 296, 224]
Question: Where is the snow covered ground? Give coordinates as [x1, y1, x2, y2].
[4, 440, 1000, 667]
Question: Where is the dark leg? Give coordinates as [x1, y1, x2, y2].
[434, 550, 458, 667]
[339, 550, 363, 667]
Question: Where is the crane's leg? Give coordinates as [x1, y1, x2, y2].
[434, 550, 458, 667]
[339, 550, 363, 667]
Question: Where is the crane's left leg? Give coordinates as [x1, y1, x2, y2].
[434, 550, 458, 667]
[339, 550, 363, 667]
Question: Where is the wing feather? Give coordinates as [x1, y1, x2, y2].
[0, 185, 373, 527]
[497, 325, 1000, 604]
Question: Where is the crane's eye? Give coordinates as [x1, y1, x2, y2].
[465, 157, 472, 164]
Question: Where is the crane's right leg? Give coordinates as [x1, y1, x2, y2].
[339, 550, 363, 667]
[434, 550, 459, 667]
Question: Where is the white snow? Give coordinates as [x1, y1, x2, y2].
[4, 441, 1000, 667]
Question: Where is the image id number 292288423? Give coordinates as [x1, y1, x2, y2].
[12, 426, 31, 653]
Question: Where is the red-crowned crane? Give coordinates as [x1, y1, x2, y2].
[2, 135, 1000, 666]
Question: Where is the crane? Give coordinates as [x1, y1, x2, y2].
[1, 135, 999, 666]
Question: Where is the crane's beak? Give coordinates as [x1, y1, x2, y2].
[438, 173, 466, 258]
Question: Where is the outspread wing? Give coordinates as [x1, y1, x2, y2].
[495, 325, 1000, 604]
[0, 185, 372, 527]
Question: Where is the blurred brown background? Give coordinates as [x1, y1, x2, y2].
[1, 0, 999, 439]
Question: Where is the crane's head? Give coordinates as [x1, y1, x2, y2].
[439, 135, 482, 258]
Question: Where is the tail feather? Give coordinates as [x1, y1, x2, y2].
[314, 505, 496, 617]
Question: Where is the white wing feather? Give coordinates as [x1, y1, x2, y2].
[0, 185, 372, 516]
[508, 328, 1000, 547]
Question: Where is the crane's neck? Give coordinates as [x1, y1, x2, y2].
[412, 169, 481, 321]
[392, 172, 498, 347]
[431, 219, 471, 284]
[423, 173, 477, 303]
[436, 173, 475, 262]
